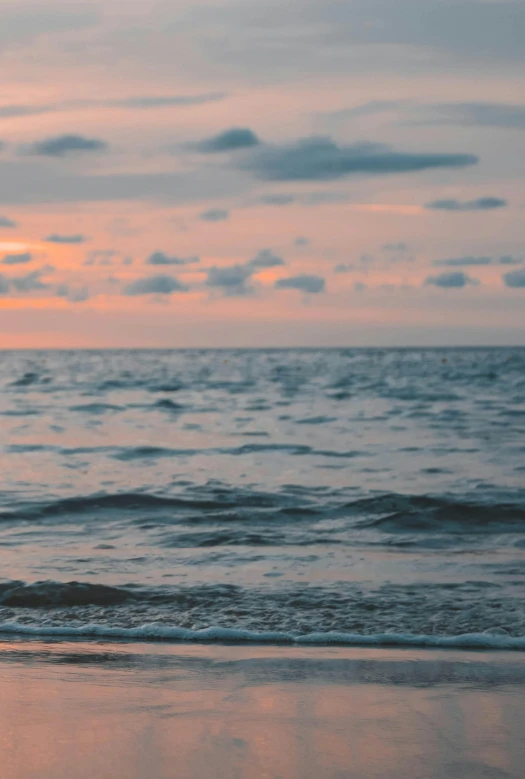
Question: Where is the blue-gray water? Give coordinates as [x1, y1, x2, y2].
[1, 348, 524, 647]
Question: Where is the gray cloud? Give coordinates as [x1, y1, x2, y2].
[2, 252, 32, 265]
[420, 102, 525, 130]
[252, 192, 352, 207]
[26, 134, 108, 157]
[425, 271, 477, 288]
[426, 197, 508, 212]
[205, 248, 284, 295]
[0, 215, 17, 228]
[56, 284, 89, 302]
[111, 93, 227, 110]
[275, 274, 326, 294]
[11, 269, 50, 292]
[195, 128, 261, 153]
[4, 0, 522, 110]
[0, 6, 98, 50]
[434, 256, 522, 268]
[295, 236, 309, 247]
[45, 234, 88, 244]
[499, 256, 523, 266]
[85, 249, 119, 266]
[199, 208, 230, 222]
[503, 269, 525, 288]
[0, 105, 57, 119]
[123, 275, 189, 296]
[145, 251, 199, 266]
[334, 253, 374, 273]
[0, 274, 9, 295]
[205, 263, 254, 295]
[338, 100, 525, 131]
[159, 0, 525, 83]
[248, 249, 284, 269]
[0, 93, 227, 119]
[242, 137, 478, 181]
[342, 100, 525, 130]
[327, 101, 401, 121]
[354, 281, 367, 292]
[434, 256, 493, 268]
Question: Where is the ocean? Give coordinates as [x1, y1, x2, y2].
[1, 347, 524, 648]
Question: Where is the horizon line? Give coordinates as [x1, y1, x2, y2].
[1, 344, 524, 352]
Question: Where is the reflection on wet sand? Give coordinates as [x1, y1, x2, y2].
[1, 642, 524, 779]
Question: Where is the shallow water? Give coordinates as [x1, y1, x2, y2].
[1, 348, 524, 645]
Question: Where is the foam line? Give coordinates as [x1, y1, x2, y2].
[0, 622, 524, 650]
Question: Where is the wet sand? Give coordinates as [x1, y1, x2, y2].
[1, 640, 524, 779]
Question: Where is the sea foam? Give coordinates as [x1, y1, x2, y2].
[0, 622, 524, 650]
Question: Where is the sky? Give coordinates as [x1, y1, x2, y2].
[0, 0, 524, 348]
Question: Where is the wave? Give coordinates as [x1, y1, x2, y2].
[93, 377, 184, 393]
[159, 530, 337, 547]
[111, 443, 365, 460]
[0, 581, 134, 608]
[2, 489, 525, 536]
[0, 621, 523, 650]
[10, 372, 51, 388]
[2, 484, 322, 524]
[347, 494, 525, 533]
[0, 577, 523, 648]
[152, 399, 185, 411]
[4, 443, 366, 460]
[70, 403, 125, 414]
[1, 408, 40, 417]
[0, 492, 239, 521]
[296, 416, 337, 425]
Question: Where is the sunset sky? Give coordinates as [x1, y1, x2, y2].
[1, 0, 524, 347]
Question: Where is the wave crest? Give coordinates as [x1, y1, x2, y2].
[0, 621, 523, 650]
[349, 494, 525, 533]
[0, 581, 133, 608]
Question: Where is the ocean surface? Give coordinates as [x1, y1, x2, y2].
[1, 347, 524, 648]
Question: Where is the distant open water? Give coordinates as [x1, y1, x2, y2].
[1, 348, 524, 648]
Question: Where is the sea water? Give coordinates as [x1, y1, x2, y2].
[0, 348, 524, 647]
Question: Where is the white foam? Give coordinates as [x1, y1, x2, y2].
[0, 621, 524, 650]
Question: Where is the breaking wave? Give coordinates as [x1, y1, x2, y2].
[0, 579, 523, 646]
[0, 621, 523, 650]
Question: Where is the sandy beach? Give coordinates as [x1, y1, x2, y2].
[1, 640, 524, 779]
